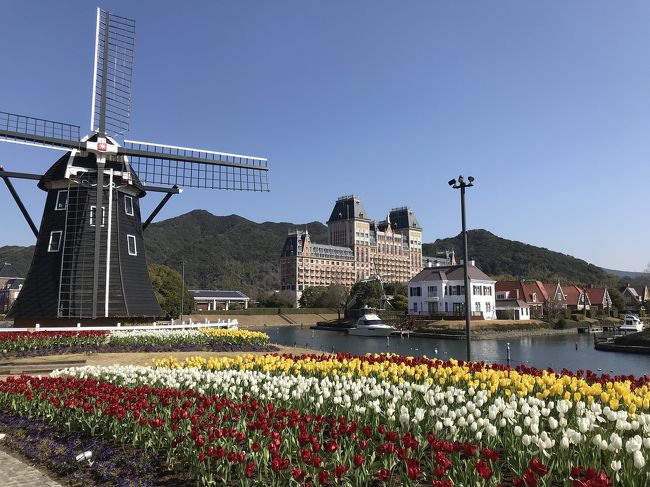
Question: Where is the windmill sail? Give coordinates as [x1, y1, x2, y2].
[0, 111, 80, 150]
[120, 140, 269, 191]
[90, 8, 136, 136]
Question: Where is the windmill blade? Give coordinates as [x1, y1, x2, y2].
[90, 8, 136, 136]
[119, 140, 269, 191]
[0, 111, 80, 150]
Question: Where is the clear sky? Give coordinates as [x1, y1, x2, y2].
[1, 1, 649, 272]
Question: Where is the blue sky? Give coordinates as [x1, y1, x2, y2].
[1, 1, 649, 272]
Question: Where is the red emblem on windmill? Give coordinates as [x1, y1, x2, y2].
[97, 138, 108, 152]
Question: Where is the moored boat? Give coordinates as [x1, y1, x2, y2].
[348, 313, 395, 337]
[619, 315, 645, 333]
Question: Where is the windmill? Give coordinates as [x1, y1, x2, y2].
[0, 8, 269, 326]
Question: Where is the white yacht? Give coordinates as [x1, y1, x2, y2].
[348, 313, 395, 337]
[620, 315, 645, 333]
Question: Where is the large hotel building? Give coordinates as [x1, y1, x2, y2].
[280, 195, 423, 305]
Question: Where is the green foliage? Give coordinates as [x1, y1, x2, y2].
[556, 318, 567, 329]
[608, 287, 625, 313]
[257, 291, 294, 308]
[300, 284, 348, 309]
[390, 294, 408, 312]
[348, 281, 383, 309]
[144, 211, 328, 294]
[148, 264, 194, 319]
[299, 287, 327, 308]
[384, 282, 407, 297]
[0, 246, 34, 276]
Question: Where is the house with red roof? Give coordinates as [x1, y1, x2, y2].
[495, 280, 548, 317]
[561, 285, 590, 311]
[584, 286, 612, 312]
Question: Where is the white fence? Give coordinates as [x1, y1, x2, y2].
[0, 318, 238, 333]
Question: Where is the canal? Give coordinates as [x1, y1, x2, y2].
[264, 326, 650, 377]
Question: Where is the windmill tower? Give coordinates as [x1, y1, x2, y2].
[0, 8, 269, 326]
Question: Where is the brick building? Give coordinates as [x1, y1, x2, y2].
[280, 195, 423, 305]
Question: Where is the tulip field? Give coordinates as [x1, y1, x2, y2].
[0, 353, 648, 485]
[0, 329, 273, 356]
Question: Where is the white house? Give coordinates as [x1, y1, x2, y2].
[407, 261, 496, 320]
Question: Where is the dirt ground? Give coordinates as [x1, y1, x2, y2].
[1, 345, 320, 370]
[187, 314, 338, 326]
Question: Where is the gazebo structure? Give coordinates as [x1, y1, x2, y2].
[190, 290, 250, 311]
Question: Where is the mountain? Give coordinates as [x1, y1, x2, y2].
[2, 217, 644, 295]
[601, 268, 648, 279]
[0, 245, 34, 277]
[0, 210, 328, 297]
[422, 229, 616, 285]
[144, 210, 328, 295]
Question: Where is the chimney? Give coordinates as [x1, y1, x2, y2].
[515, 289, 520, 299]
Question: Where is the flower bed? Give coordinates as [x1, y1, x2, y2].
[0, 354, 637, 485]
[0, 411, 174, 486]
[0, 329, 273, 357]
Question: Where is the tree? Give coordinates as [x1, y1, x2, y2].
[299, 287, 327, 308]
[319, 284, 349, 308]
[347, 281, 383, 309]
[391, 294, 408, 312]
[148, 264, 194, 319]
[383, 282, 407, 298]
[257, 291, 294, 308]
[608, 287, 625, 315]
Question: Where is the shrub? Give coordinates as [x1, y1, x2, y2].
[556, 318, 567, 329]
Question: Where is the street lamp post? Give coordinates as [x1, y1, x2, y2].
[449, 175, 474, 362]
[180, 260, 185, 324]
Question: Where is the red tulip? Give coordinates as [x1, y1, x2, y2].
[376, 468, 391, 481]
[318, 469, 329, 484]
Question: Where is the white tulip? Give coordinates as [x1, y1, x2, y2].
[633, 451, 645, 469]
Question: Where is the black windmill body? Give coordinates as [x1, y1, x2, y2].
[0, 8, 269, 326]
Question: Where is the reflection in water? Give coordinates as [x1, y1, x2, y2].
[260, 326, 650, 377]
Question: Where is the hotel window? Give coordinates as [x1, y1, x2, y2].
[427, 285, 437, 297]
[90, 206, 105, 227]
[55, 190, 68, 210]
[486, 303, 491, 312]
[124, 195, 134, 216]
[48, 231, 62, 252]
[475, 302, 481, 312]
[127, 235, 137, 256]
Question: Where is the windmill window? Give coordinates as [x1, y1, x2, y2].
[127, 235, 137, 256]
[48, 231, 62, 252]
[55, 190, 68, 210]
[90, 206, 105, 227]
[124, 195, 134, 216]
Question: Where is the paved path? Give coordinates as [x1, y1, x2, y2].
[0, 448, 62, 486]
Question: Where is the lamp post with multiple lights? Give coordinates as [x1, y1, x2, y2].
[448, 175, 474, 362]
